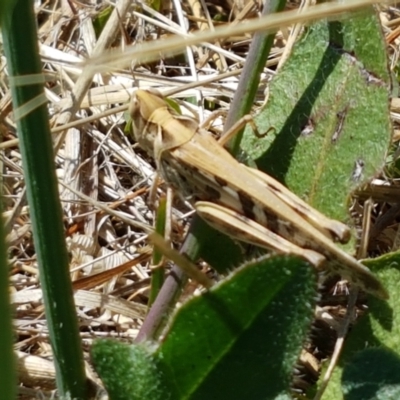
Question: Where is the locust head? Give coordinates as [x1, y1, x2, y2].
[129, 89, 198, 160]
[129, 89, 167, 157]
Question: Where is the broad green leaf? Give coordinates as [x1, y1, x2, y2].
[91, 340, 169, 400]
[321, 251, 400, 399]
[155, 255, 317, 399]
[342, 348, 400, 400]
[242, 9, 391, 224]
[188, 216, 244, 273]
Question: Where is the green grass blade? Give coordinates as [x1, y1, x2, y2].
[2, 1, 87, 398]
[148, 197, 167, 307]
[0, 212, 16, 398]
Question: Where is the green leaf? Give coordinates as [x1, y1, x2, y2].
[164, 97, 182, 115]
[124, 116, 133, 135]
[342, 347, 400, 400]
[148, 196, 167, 306]
[148, 0, 162, 12]
[155, 255, 318, 399]
[93, 6, 113, 38]
[188, 216, 244, 274]
[321, 251, 400, 399]
[91, 340, 169, 400]
[242, 9, 391, 224]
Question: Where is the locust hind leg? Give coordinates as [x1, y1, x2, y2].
[242, 165, 351, 244]
[195, 201, 388, 300]
[195, 201, 326, 268]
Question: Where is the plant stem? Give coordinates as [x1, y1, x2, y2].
[225, 0, 287, 155]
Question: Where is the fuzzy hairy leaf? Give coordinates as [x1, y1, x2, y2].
[242, 9, 391, 225]
[155, 255, 318, 399]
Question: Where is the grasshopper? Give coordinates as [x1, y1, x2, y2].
[129, 89, 388, 299]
